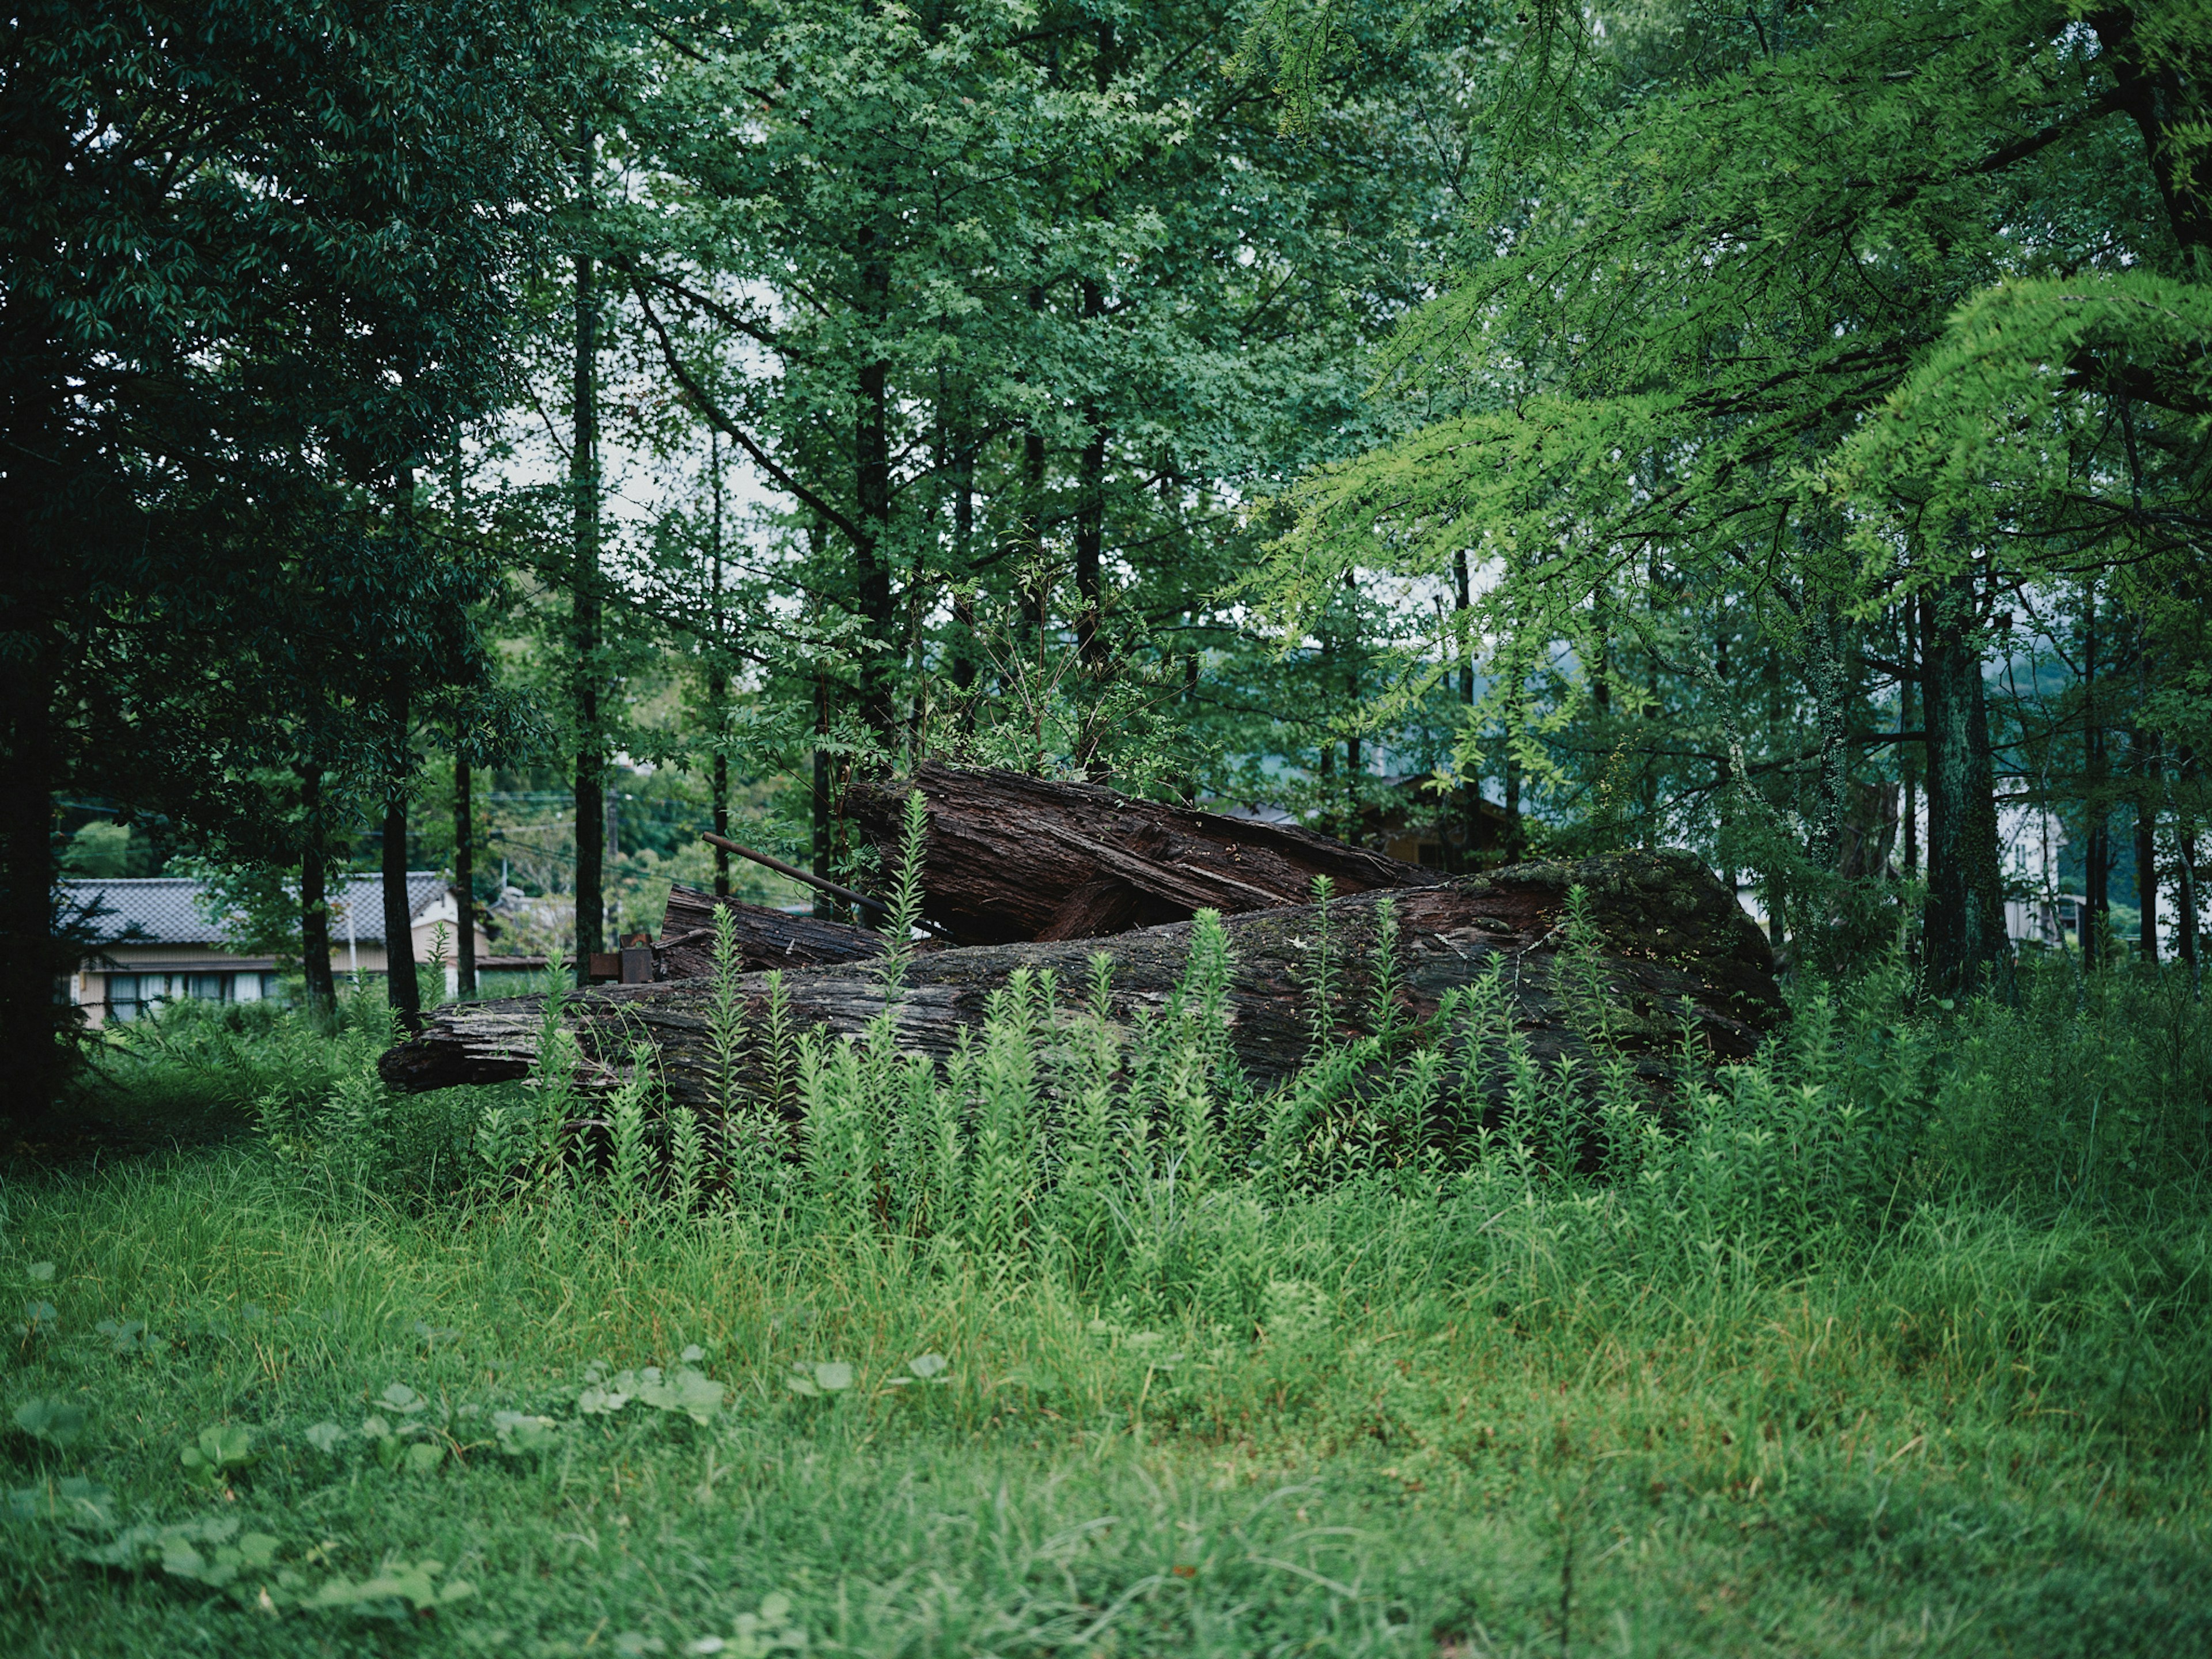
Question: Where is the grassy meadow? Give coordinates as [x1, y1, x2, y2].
[5, 909, 2211, 1657]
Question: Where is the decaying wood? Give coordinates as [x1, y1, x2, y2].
[380, 851, 1784, 1113]
[846, 760, 1447, 945]
[652, 884, 896, 979]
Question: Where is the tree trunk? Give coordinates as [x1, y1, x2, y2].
[300, 764, 336, 1022]
[0, 620, 67, 1132]
[709, 426, 731, 900]
[1901, 601, 1920, 877]
[1454, 548, 1480, 866]
[380, 851, 1787, 1113]
[381, 692, 421, 1032]
[1075, 267, 1108, 679]
[2136, 700, 2160, 961]
[454, 748, 476, 999]
[812, 669, 836, 920]
[847, 760, 1445, 946]
[573, 124, 605, 988]
[2084, 585, 2108, 969]
[854, 249, 896, 743]
[2179, 748, 2202, 995]
[1342, 569, 1362, 825]
[1806, 601, 1851, 873]
[1921, 575, 2008, 998]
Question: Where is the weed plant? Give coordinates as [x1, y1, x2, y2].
[5, 824, 2209, 1655]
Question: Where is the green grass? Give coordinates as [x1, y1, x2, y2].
[6, 922, 2211, 1656]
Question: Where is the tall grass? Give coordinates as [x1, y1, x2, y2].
[8, 825, 2211, 1654]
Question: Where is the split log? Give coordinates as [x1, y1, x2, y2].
[846, 760, 1447, 945]
[652, 884, 894, 978]
[379, 851, 1783, 1111]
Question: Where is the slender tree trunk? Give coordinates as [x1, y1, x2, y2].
[2084, 586, 2108, 969]
[299, 764, 336, 1022]
[1075, 271, 1108, 677]
[453, 749, 476, 999]
[1075, 419, 1105, 662]
[572, 124, 604, 988]
[950, 434, 978, 695]
[1021, 425, 1047, 634]
[382, 677, 421, 1031]
[1807, 601, 1851, 873]
[1902, 602, 1920, 876]
[2179, 748, 2203, 995]
[1454, 548, 1478, 865]
[1921, 575, 2008, 998]
[1342, 569, 1361, 832]
[854, 241, 896, 743]
[708, 428, 730, 899]
[1502, 652, 1525, 863]
[1073, 21, 1115, 683]
[812, 670, 835, 921]
[2137, 698, 2160, 962]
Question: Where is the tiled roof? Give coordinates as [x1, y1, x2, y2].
[62, 873, 446, 947]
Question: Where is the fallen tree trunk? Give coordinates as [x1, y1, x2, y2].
[846, 760, 1446, 945]
[653, 885, 897, 978]
[380, 851, 1783, 1111]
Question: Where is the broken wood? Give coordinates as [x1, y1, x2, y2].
[695, 831, 957, 940]
[653, 884, 893, 978]
[846, 760, 1448, 945]
[380, 851, 1784, 1113]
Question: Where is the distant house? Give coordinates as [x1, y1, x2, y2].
[62, 872, 490, 1027]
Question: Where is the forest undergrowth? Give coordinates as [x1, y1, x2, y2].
[6, 868, 2211, 1656]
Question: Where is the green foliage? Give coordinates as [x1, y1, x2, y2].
[178, 1425, 257, 1488]
[7, 950, 2212, 1655]
[12, 1396, 90, 1450]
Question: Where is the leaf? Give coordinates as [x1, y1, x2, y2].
[7, 1474, 116, 1531]
[906, 1353, 949, 1380]
[181, 1423, 255, 1479]
[26, 1262, 55, 1283]
[377, 1382, 428, 1415]
[13, 1396, 90, 1448]
[306, 1558, 474, 1613]
[492, 1410, 560, 1454]
[96, 1317, 156, 1355]
[239, 1531, 281, 1567]
[305, 1422, 346, 1454]
[638, 1366, 726, 1425]
[810, 1361, 853, 1392]
[403, 1441, 444, 1475]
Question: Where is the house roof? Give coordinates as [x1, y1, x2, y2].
[63, 873, 446, 948]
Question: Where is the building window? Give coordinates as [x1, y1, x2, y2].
[107, 974, 146, 1022]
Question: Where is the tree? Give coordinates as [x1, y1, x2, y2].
[611, 0, 1472, 838]
[0, 0, 571, 1128]
[1262, 0, 2211, 994]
